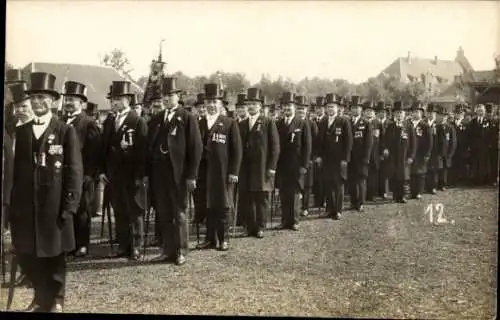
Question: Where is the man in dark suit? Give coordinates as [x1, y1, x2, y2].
[61, 81, 101, 258]
[148, 77, 202, 265]
[436, 106, 457, 190]
[10, 72, 83, 312]
[312, 96, 327, 209]
[315, 93, 353, 219]
[363, 101, 381, 202]
[194, 83, 242, 250]
[276, 92, 312, 231]
[232, 93, 250, 228]
[425, 103, 440, 194]
[376, 102, 392, 200]
[100, 81, 148, 261]
[295, 96, 318, 217]
[468, 104, 492, 185]
[486, 103, 499, 185]
[450, 104, 470, 186]
[382, 101, 416, 203]
[2, 129, 14, 263]
[237, 88, 279, 238]
[347, 96, 374, 212]
[409, 102, 433, 199]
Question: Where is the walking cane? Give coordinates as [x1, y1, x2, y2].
[270, 187, 275, 230]
[6, 253, 18, 310]
[189, 193, 199, 246]
[230, 183, 239, 240]
[142, 181, 150, 261]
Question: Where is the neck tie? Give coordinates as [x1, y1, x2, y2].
[34, 119, 45, 125]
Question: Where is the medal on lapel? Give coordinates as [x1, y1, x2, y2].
[54, 161, 62, 169]
[126, 129, 135, 145]
[48, 134, 55, 144]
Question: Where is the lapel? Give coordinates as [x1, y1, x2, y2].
[116, 110, 133, 135]
[239, 118, 249, 144]
[249, 115, 263, 136]
[17, 122, 33, 161]
[288, 116, 298, 135]
[71, 113, 84, 127]
[38, 117, 58, 154]
[168, 107, 183, 135]
[151, 110, 167, 146]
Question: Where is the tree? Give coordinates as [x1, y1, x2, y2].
[101, 48, 133, 75]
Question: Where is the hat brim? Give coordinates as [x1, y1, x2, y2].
[61, 93, 88, 103]
[163, 90, 183, 95]
[25, 89, 60, 100]
[5, 80, 25, 85]
[245, 98, 263, 103]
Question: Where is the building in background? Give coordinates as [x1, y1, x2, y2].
[21, 62, 144, 119]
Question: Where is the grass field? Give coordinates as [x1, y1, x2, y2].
[1, 186, 497, 318]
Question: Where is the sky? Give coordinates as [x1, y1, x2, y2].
[5, 1, 499, 85]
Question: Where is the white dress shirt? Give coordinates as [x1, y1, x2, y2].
[328, 116, 336, 127]
[285, 116, 293, 125]
[248, 114, 259, 130]
[32, 112, 52, 140]
[115, 107, 131, 130]
[206, 113, 219, 130]
[412, 120, 419, 128]
[164, 106, 178, 123]
[352, 116, 361, 125]
[66, 110, 82, 125]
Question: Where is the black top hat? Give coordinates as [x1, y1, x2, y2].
[195, 93, 205, 106]
[235, 93, 247, 107]
[362, 100, 375, 110]
[324, 93, 340, 105]
[393, 100, 405, 111]
[315, 96, 326, 107]
[427, 103, 437, 113]
[110, 81, 134, 98]
[204, 83, 223, 100]
[281, 91, 295, 105]
[454, 104, 465, 113]
[246, 88, 264, 103]
[410, 101, 425, 112]
[86, 101, 98, 113]
[437, 104, 448, 115]
[5, 69, 25, 84]
[350, 95, 362, 107]
[485, 103, 493, 114]
[62, 81, 88, 102]
[262, 96, 269, 107]
[9, 82, 30, 104]
[130, 94, 142, 106]
[26, 72, 60, 100]
[375, 101, 385, 112]
[163, 77, 183, 95]
[295, 95, 308, 107]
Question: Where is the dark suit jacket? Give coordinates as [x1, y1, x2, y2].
[437, 122, 457, 168]
[239, 115, 280, 192]
[383, 120, 416, 181]
[276, 116, 312, 191]
[316, 115, 353, 182]
[350, 117, 374, 177]
[101, 110, 148, 183]
[10, 117, 83, 257]
[411, 119, 433, 175]
[451, 119, 469, 160]
[203, 115, 242, 209]
[66, 113, 101, 178]
[147, 107, 202, 186]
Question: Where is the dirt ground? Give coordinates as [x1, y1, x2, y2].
[1, 186, 497, 318]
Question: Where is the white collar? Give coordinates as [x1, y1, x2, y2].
[248, 113, 259, 120]
[16, 117, 33, 127]
[285, 115, 294, 122]
[67, 110, 82, 118]
[33, 112, 52, 125]
[116, 107, 130, 118]
[206, 113, 219, 122]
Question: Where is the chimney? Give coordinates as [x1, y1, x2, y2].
[407, 51, 412, 64]
[434, 56, 438, 64]
[457, 46, 464, 58]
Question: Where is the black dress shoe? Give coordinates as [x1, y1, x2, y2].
[431, 189, 437, 195]
[129, 249, 143, 261]
[218, 242, 229, 251]
[24, 300, 40, 312]
[357, 205, 365, 212]
[14, 274, 31, 288]
[256, 230, 264, 238]
[74, 247, 88, 257]
[291, 224, 299, 231]
[396, 198, 407, 204]
[382, 193, 389, 200]
[196, 241, 217, 250]
[50, 303, 63, 313]
[331, 212, 341, 220]
[438, 186, 446, 191]
[175, 254, 186, 266]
